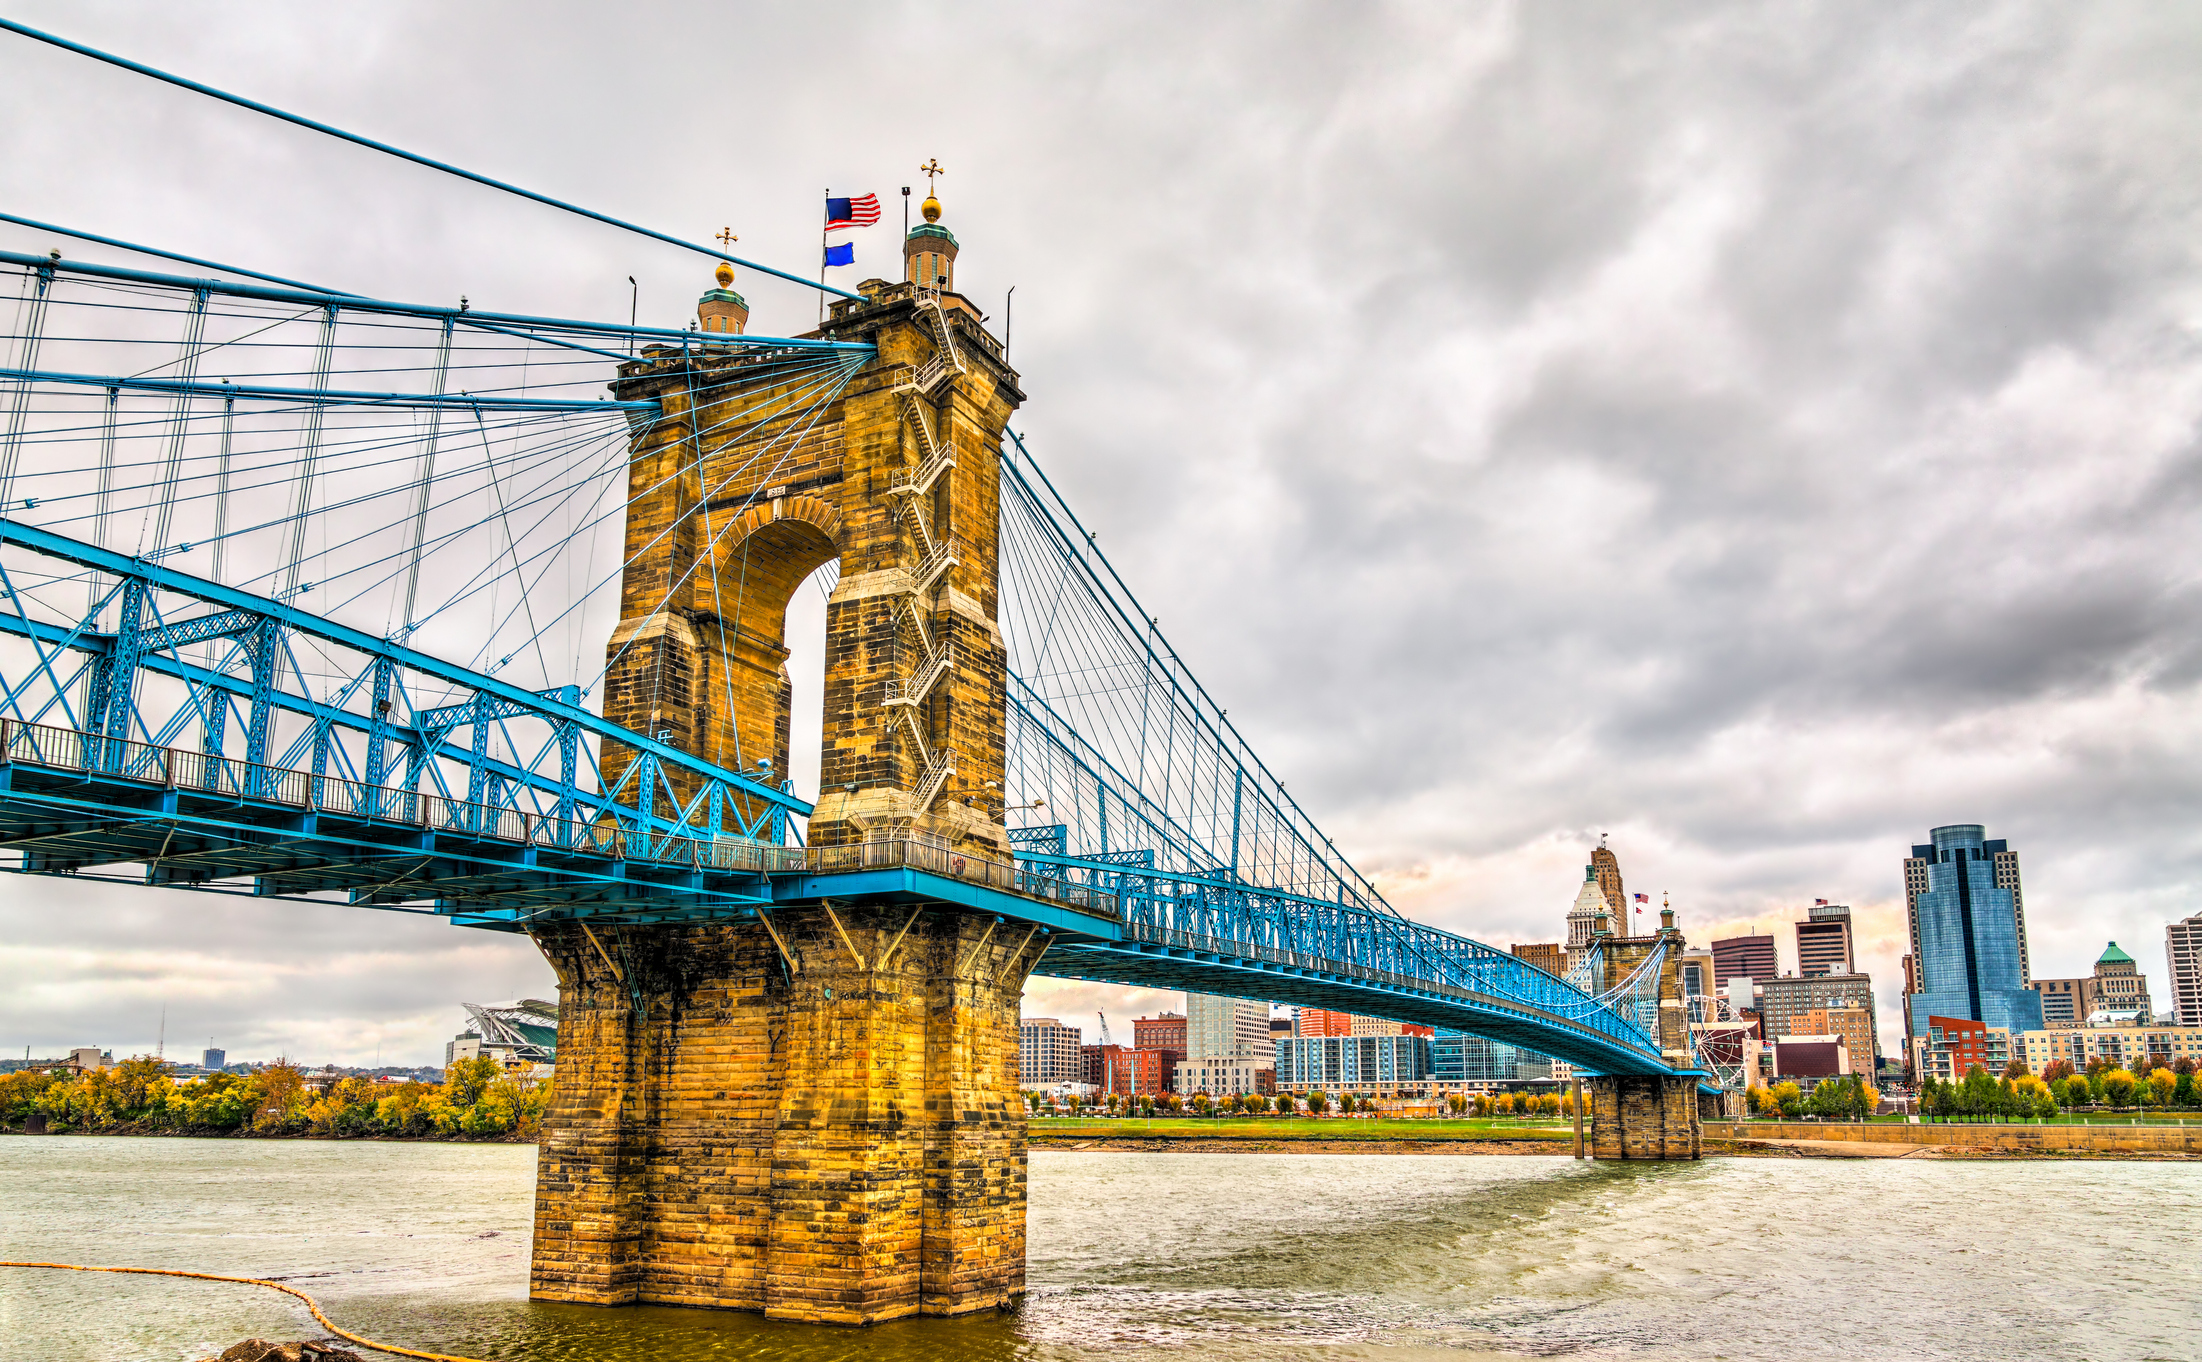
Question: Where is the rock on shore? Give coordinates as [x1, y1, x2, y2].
[215, 1340, 364, 1362]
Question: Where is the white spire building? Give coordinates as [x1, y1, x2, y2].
[1565, 865, 1608, 950]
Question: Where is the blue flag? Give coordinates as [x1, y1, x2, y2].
[824, 241, 856, 268]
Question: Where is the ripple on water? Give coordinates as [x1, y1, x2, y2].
[1, 1140, 2196, 1361]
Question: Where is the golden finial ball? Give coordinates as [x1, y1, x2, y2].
[715, 261, 734, 288]
[921, 195, 942, 223]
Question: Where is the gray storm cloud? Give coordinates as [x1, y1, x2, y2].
[2, 1, 2197, 1060]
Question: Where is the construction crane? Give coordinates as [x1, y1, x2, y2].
[1096, 1011, 1114, 1047]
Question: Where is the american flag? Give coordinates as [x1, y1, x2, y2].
[826, 193, 881, 230]
[1815, 898, 1830, 906]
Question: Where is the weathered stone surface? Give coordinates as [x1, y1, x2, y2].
[216, 1342, 361, 1362]
[533, 279, 1033, 1322]
[1586, 928, 1703, 1161]
[529, 908, 1039, 1322]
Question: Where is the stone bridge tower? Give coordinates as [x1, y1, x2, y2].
[1585, 904, 1705, 1160]
[528, 191, 1042, 1324]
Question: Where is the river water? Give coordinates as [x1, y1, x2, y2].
[0, 1138, 2194, 1361]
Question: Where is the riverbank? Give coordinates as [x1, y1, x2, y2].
[1035, 1135, 1576, 1155]
[1031, 1116, 2202, 1159]
[1706, 1119, 2202, 1158]
[2, 1121, 532, 1143]
[1029, 1116, 1576, 1151]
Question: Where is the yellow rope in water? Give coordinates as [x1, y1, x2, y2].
[0, 1260, 492, 1362]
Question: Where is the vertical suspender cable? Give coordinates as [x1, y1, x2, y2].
[280, 304, 339, 597]
[147, 287, 209, 553]
[0, 261, 55, 506]
[398, 316, 453, 635]
[210, 386, 233, 584]
[88, 385, 118, 621]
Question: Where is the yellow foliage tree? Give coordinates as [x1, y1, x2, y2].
[2147, 1068, 2176, 1107]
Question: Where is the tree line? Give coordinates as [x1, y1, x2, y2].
[1747, 1075, 1880, 1120]
[0, 1056, 547, 1138]
[1920, 1056, 2199, 1119]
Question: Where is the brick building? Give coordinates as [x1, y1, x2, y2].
[1512, 942, 1566, 976]
[1133, 1012, 1187, 1060]
[1914, 1015, 2008, 1083]
[1082, 1044, 1176, 1097]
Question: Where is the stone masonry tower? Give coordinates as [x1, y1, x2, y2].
[529, 196, 1040, 1323]
[1585, 905, 1704, 1160]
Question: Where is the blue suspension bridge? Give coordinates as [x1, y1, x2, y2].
[0, 21, 1713, 1090]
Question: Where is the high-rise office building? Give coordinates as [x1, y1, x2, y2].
[2169, 911, 2202, 1027]
[1677, 947, 1717, 1002]
[1712, 934, 1777, 990]
[1186, 994, 1269, 1061]
[2032, 943, 2157, 1027]
[1798, 1005, 1878, 1079]
[2086, 942, 2151, 1022]
[1294, 1008, 1354, 1038]
[201, 1047, 225, 1071]
[1901, 953, 1919, 1041]
[1591, 842, 1627, 921]
[1020, 1017, 1083, 1088]
[1759, 972, 1878, 1066]
[1796, 903, 1855, 977]
[1903, 824, 2042, 1042]
[1565, 865, 1609, 951]
[2029, 975, 2087, 1028]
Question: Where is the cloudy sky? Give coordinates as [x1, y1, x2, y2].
[4, 2, 2200, 1065]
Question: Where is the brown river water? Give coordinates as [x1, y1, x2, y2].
[0, 1137, 2194, 1361]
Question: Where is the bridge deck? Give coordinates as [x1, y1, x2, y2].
[0, 718, 1687, 1078]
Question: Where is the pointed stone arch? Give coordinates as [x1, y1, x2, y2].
[698, 492, 844, 783]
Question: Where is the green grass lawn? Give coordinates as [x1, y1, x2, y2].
[1029, 1116, 1574, 1141]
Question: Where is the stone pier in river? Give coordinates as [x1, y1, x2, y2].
[529, 197, 1039, 1324]
[1587, 922, 1704, 1161]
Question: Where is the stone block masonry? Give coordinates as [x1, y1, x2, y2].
[1585, 924, 1703, 1160]
[530, 905, 1041, 1322]
[536, 244, 1036, 1321]
[1589, 1074, 1703, 1160]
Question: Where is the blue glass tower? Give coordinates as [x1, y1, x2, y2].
[1904, 824, 2042, 1040]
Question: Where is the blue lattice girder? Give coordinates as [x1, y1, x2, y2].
[0, 518, 808, 836]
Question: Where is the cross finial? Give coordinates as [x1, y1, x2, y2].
[919, 158, 945, 192]
[715, 227, 738, 250]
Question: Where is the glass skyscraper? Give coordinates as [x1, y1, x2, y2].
[1904, 824, 2042, 1041]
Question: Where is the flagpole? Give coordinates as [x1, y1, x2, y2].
[819, 188, 828, 328]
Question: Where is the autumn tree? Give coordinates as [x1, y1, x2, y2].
[2099, 1069, 2139, 1108]
[2146, 1069, 2176, 1107]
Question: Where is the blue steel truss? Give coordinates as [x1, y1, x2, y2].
[0, 519, 809, 915]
